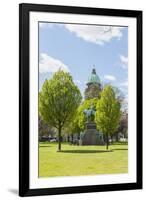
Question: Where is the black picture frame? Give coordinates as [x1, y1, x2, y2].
[19, 3, 143, 197]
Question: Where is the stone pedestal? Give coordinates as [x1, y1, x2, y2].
[80, 122, 104, 145]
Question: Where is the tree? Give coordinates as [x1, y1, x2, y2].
[118, 110, 128, 138]
[63, 115, 81, 143]
[95, 85, 121, 150]
[39, 115, 49, 137]
[39, 70, 82, 151]
[39, 116, 56, 140]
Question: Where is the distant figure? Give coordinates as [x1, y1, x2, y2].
[83, 105, 95, 122]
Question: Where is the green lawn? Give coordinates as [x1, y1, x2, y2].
[39, 142, 128, 177]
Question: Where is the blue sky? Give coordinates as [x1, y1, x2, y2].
[39, 22, 128, 100]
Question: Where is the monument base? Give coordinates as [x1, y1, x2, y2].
[80, 122, 104, 145]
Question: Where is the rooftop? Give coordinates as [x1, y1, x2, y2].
[87, 68, 101, 85]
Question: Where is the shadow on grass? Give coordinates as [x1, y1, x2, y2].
[39, 145, 51, 148]
[112, 148, 128, 151]
[58, 150, 113, 154]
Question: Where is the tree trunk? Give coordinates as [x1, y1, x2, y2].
[111, 135, 113, 144]
[116, 132, 119, 142]
[67, 134, 70, 142]
[77, 132, 80, 140]
[106, 133, 109, 150]
[71, 134, 74, 143]
[58, 126, 62, 151]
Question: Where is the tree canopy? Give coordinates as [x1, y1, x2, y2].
[39, 70, 82, 151]
[95, 85, 121, 149]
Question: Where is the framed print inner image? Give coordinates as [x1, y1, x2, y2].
[38, 22, 128, 178]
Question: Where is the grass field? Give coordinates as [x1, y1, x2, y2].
[39, 142, 128, 177]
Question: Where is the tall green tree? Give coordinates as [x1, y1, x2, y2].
[95, 85, 121, 150]
[39, 70, 82, 151]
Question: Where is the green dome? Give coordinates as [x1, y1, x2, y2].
[88, 68, 100, 84]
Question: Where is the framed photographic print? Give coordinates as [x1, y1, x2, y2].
[19, 3, 142, 197]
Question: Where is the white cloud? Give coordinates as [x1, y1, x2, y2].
[64, 25, 123, 45]
[39, 23, 124, 45]
[39, 53, 69, 73]
[104, 75, 116, 81]
[120, 55, 128, 69]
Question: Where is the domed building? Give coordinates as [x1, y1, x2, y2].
[84, 68, 101, 99]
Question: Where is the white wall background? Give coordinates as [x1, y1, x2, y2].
[0, 0, 145, 199]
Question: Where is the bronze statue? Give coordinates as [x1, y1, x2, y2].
[83, 105, 95, 122]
